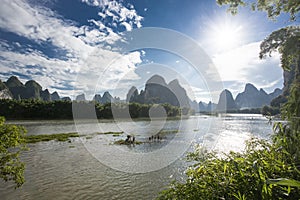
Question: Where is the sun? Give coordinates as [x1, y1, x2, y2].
[204, 18, 245, 53]
[213, 23, 243, 52]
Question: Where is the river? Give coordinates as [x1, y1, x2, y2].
[0, 114, 273, 200]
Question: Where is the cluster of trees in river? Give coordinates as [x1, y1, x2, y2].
[0, 99, 182, 120]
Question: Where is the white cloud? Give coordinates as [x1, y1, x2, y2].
[82, 0, 143, 29]
[0, 0, 95, 59]
[0, 0, 144, 99]
[120, 22, 132, 31]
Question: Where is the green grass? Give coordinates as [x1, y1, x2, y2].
[112, 134, 121, 137]
[97, 131, 124, 135]
[24, 131, 125, 143]
[85, 136, 93, 139]
[158, 130, 179, 135]
[113, 139, 143, 145]
[25, 132, 79, 143]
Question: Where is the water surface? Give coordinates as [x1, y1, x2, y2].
[1, 114, 273, 199]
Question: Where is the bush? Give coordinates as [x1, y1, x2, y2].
[158, 136, 300, 199]
[0, 116, 27, 188]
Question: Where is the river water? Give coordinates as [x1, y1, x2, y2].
[0, 114, 273, 200]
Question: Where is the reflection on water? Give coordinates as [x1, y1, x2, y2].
[0, 114, 273, 200]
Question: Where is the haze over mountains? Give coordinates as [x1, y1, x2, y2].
[0, 75, 282, 112]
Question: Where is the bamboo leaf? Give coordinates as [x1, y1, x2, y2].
[267, 178, 300, 187]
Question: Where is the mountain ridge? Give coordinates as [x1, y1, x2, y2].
[126, 75, 191, 108]
[0, 76, 282, 112]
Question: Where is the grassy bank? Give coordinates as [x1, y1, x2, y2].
[25, 132, 79, 143]
[113, 139, 143, 145]
[24, 131, 125, 143]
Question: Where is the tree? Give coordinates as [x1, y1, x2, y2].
[217, 0, 300, 20]
[0, 116, 27, 188]
[259, 26, 300, 71]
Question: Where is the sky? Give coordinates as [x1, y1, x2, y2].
[0, 0, 297, 102]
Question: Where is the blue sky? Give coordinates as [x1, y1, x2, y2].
[0, 0, 297, 102]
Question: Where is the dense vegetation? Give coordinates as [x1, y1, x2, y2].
[0, 99, 181, 120]
[158, 0, 300, 199]
[261, 105, 280, 116]
[0, 117, 27, 188]
[158, 133, 300, 199]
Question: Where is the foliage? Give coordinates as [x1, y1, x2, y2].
[0, 99, 73, 119]
[0, 116, 27, 188]
[282, 80, 300, 127]
[271, 95, 288, 107]
[261, 105, 280, 116]
[217, 0, 300, 20]
[0, 99, 181, 120]
[259, 26, 300, 72]
[158, 136, 300, 200]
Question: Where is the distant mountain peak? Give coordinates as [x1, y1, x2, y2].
[51, 91, 60, 101]
[103, 91, 112, 97]
[259, 88, 268, 95]
[146, 75, 167, 86]
[224, 89, 231, 94]
[128, 75, 191, 108]
[235, 83, 281, 109]
[245, 83, 258, 92]
[2, 76, 65, 101]
[5, 76, 24, 88]
[126, 86, 138, 102]
[76, 93, 86, 101]
[216, 89, 237, 112]
[168, 79, 179, 85]
[0, 80, 7, 90]
[25, 80, 42, 90]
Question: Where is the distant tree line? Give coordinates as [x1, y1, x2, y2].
[0, 99, 182, 120]
[199, 107, 279, 115]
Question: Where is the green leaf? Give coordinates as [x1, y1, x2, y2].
[267, 178, 300, 187]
